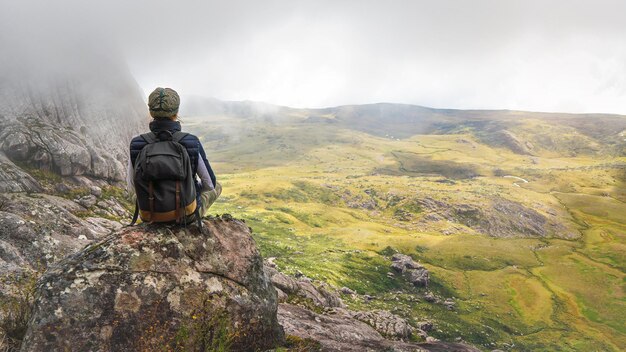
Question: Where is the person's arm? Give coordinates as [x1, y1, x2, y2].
[197, 152, 214, 191]
[198, 142, 217, 188]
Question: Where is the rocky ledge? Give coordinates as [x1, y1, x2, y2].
[20, 216, 479, 352]
[21, 216, 284, 351]
[279, 303, 479, 352]
[267, 262, 478, 352]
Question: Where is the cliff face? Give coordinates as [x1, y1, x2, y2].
[0, 55, 147, 186]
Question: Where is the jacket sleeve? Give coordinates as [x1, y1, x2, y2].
[198, 142, 217, 188]
[197, 152, 214, 191]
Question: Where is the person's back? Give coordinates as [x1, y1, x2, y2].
[127, 87, 221, 224]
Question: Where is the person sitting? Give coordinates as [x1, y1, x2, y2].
[127, 87, 221, 224]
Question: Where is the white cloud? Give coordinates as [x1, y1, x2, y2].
[2, 0, 626, 113]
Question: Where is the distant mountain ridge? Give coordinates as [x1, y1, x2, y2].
[182, 96, 626, 124]
[182, 96, 626, 156]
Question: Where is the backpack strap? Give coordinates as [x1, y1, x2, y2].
[195, 206, 203, 232]
[128, 199, 139, 226]
[141, 132, 158, 144]
[172, 131, 189, 143]
[175, 180, 181, 224]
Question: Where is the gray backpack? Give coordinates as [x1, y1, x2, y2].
[130, 131, 200, 227]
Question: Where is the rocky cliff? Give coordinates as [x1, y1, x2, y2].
[0, 54, 147, 188]
[0, 50, 156, 350]
[0, 52, 148, 289]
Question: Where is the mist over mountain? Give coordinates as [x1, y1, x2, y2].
[0, 46, 147, 189]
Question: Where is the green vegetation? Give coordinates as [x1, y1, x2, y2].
[185, 114, 626, 351]
[63, 186, 91, 200]
[0, 271, 40, 351]
[101, 185, 134, 212]
[379, 151, 481, 179]
[281, 335, 322, 351]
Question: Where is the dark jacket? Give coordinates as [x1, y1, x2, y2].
[129, 119, 216, 197]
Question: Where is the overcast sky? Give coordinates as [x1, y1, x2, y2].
[2, 0, 626, 113]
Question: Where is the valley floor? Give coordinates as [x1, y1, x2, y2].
[187, 115, 626, 351]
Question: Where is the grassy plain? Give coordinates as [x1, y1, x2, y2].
[185, 114, 625, 351]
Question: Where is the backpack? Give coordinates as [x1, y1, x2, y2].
[129, 130, 201, 228]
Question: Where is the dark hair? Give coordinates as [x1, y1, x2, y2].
[151, 114, 181, 123]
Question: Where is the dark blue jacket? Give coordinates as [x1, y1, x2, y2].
[129, 119, 216, 196]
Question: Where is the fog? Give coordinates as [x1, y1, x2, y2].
[2, 0, 626, 114]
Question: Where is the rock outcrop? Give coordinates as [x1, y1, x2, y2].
[278, 304, 480, 352]
[0, 119, 127, 180]
[20, 216, 285, 351]
[0, 152, 42, 193]
[265, 260, 480, 351]
[493, 130, 534, 155]
[350, 309, 416, 339]
[265, 265, 345, 309]
[0, 192, 121, 292]
[416, 196, 580, 239]
[390, 253, 430, 288]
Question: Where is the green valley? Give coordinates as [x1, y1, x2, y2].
[183, 103, 626, 351]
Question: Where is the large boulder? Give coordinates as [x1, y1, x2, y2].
[264, 265, 345, 308]
[20, 216, 285, 351]
[391, 253, 430, 288]
[0, 152, 42, 193]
